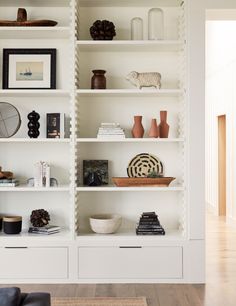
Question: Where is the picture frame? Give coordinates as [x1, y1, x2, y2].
[2, 48, 56, 89]
[83, 160, 109, 186]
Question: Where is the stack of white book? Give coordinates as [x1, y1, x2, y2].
[97, 123, 125, 139]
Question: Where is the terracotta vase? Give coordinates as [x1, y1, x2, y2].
[91, 70, 106, 89]
[132, 116, 144, 138]
[148, 118, 159, 138]
[159, 111, 169, 138]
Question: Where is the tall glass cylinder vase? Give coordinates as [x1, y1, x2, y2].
[148, 8, 164, 40]
[131, 17, 143, 40]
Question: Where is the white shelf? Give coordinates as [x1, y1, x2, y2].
[77, 185, 184, 192]
[77, 229, 184, 242]
[0, 0, 70, 7]
[0, 27, 70, 39]
[79, 0, 183, 7]
[0, 138, 71, 143]
[77, 89, 183, 97]
[77, 40, 184, 52]
[76, 138, 184, 143]
[0, 229, 72, 242]
[0, 186, 70, 192]
[0, 89, 70, 98]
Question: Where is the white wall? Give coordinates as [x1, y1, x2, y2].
[206, 18, 236, 222]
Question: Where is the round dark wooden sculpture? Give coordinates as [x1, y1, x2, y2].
[28, 110, 40, 138]
[30, 209, 50, 227]
[90, 20, 116, 40]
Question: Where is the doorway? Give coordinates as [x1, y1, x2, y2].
[218, 115, 226, 216]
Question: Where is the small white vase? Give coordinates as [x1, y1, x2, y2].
[131, 17, 143, 40]
[148, 8, 164, 40]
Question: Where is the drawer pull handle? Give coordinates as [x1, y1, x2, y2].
[119, 246, 142, 249]
[5, 247, 28, 249]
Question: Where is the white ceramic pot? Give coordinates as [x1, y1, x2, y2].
[89, 214, 122, 234]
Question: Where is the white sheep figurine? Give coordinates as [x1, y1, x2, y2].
[126, 71, 162, 89]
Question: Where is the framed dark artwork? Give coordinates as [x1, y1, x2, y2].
[2, 48, 56, 89]
[47, 113, 64, 138]
[83, 160, 108, 186]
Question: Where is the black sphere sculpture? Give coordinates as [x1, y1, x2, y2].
[30, 209, 50, 227]
[28, 110, 40, 138]
[90, 20, 116, 40]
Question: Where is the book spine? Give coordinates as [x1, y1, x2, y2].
[45, 164, 50, 188]
[34, 162, 42, 187]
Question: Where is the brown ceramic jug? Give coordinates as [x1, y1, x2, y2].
[91, 70, 106, 89]
[132, 115, 144, 138]
[159, 111, 169, 138]
[148, 118, 159, 138]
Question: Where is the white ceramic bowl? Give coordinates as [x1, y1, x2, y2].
[89, 214, 122, 234]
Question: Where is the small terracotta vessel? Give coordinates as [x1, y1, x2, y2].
[132, 115, 144, 138]
[159, 111, 169, 138]
[91, 70, 106, 89]
[148, 118, 159, 138]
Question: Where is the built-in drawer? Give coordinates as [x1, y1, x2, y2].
[78, 246, 183, 279]
[0, 247, 68, 279]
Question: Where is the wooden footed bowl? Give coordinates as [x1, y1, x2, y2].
[0, 8, 57, 27]
[112, 177, 175, 187]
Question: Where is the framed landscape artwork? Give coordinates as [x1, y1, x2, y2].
[2, 49, 56, 89]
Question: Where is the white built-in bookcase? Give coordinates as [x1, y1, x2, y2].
[0, 0, 201, 284]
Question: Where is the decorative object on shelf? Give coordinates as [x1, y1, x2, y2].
[147, 170, 162, 178]
[28, 225, 61, 235]
[3, 48, 56, 89]
[97, 122, 125, 139]
[148, 8, 164, 40]
[3, 216, 22, 234]
[0, 102, 21, 138]
[136, 212, 165, 235]
[91, 70, 106, 89]
[159, 110, 170, 138]
[27, 177, 58, 187]
[112, 177, 175, 187]
[47, 113, 65, 138]
[83, 160, 108, 186]
[0, 216, 2, 231]
[0, 8, 57, 27]
[89, 214, 122, 234]
[126, 71, 162, 89]
[30, 209, 50, 227]
[90, 20, 116, 40]
[132, 115, 144, 138]
[148, 118, 159, 138]
[0, 178, 19, 187]
[34, 161, 50, 187]
[28, 110, 40, 138]
[127, 153, 163, 177]
[131, 17, 143, 40]
[0, 167, 14, 179]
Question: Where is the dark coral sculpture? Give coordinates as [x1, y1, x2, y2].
[90, 20, 116, 40]
[30, 209, 50, 227]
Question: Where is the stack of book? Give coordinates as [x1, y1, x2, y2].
[97, 123, 125, 139]
[0, 178, 19, 187]
[28, 225, 61, 235]
[136, 212, 165, 235]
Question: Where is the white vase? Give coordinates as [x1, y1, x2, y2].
[148, 8, 164, 40]
[131, 17, 143, 40]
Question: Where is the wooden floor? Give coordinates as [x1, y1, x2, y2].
[1, 212, 236, 306]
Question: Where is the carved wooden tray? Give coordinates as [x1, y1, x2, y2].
[112, 177, 175, 187]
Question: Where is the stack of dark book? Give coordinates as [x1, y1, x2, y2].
[136, 212, 165, 235]
[28, 225, 61, 235]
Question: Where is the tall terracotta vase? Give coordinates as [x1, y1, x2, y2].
[148, 118, 159, 138]
[159, 111, 169, 138]
[132, 115, 144, 138]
